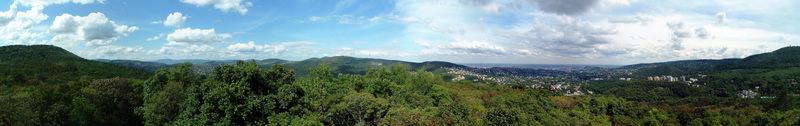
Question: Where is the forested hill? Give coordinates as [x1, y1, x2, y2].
[276, 56, 467, 76]
[715, 46, 800, 70]
[0, 45, 151, 84]
[118, 56, 468, 76]
[621, 46, 800, 76]
[94, 60, 172, 72]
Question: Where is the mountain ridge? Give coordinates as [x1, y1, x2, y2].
[620, 46, 800, 76]
[0, 45, 151, 84]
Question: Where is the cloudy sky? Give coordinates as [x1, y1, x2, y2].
[0, 0, 797, 64]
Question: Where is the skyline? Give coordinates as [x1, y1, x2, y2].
[0, 0, 797, 64]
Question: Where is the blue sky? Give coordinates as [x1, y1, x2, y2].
[0, 0, 798, 64]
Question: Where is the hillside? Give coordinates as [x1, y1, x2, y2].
[150, 59, 238, 64]
[0, 45, 151, 84]
[715, 46, 800, 70]
[623, 46, 800, 76]
[618, 59, 738, 76]
[615, 46, 800, 96]
[94, 60, 172, 72]
[185, 56, 467, 76]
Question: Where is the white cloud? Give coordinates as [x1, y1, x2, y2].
[94, 45, 142, 56]
[16, 0, 105, 6]
[421, 41, 508, 56]
[597, 0, 639, 9]
[146, 34, 164, 41]
[307, 15, 377, 24]
[608, 14, 653, 26]
[48, 12, 138, 46]
[356, 50, 389, 56]
[186, 44, 215, 52]
[715, 12, 726, 25]
[414, 39, 431, 47]
[164, 12, 187, 27]
[226, 41, 317, 55]
[665, 21, 686, 50]
[166, 27, 231, 45]
[226, 41, 262, 52]
[694, 26, 710, 39]
[0, 3, 48, 45]
[179, 0, 253, 15]
[505, 16, 620, 56]
[367, 17, 381, 22]
[399, 17, 418, 22]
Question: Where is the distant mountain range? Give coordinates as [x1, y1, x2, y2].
[95, 56, 467, 76]
[4, 44, 800, 80]
[620, 46, 800, 76]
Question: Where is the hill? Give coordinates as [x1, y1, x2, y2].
[94, 60, 172, 72]
[623, 46, 800, 76]
[620, 59, 738, 76]
[0, 45, 151, 84]
[614, 46, 800, 96]
[187, 56, 467, 76]
[715, 46, 800, 70]
[150, 59, 238, 64]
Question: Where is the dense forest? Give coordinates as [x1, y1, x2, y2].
[0, 45, 799, 125]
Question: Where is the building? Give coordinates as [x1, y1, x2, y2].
[738, 90, 757, 98]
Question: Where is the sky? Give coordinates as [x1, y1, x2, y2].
[0, 0, 798, 65]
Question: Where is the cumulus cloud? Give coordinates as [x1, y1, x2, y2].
[506, 16, 619, 56]
[226, 41, 263, 52]
[694, 27, 710, 39]
[186, 44, 215, 52]
[163, 12, 186, 27]
[526, 0, 600, 15]
[0, 3, 48, 44]
[166, 27, 231, 45]
[180, 0, 253, 15]
[48, 12, 138, 46]
[666, 21, 689, 50]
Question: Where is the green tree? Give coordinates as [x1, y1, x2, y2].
[173, 61, 306, 125]
[138, 63, 197, 125]
[83, 77, 143, 125]
[330, 91, 389, 125]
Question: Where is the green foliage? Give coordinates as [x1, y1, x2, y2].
[330, 91, 389, 125]
[138, 63, 196, 125]
[83, 77, 143, 125]
[0, 45, 151, 85]
[717, 46, 800, 70]
[1, 44, 799, 125]
[102, 60, 172, 72]
[171, 61, 305, 125]
[584, 80, 710, 101]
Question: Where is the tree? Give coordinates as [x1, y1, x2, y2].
[138, 63, 196, 125]
[173, 61, 306, 125]
[330, 92, 389, 125]
[83, 77, 142, 125]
